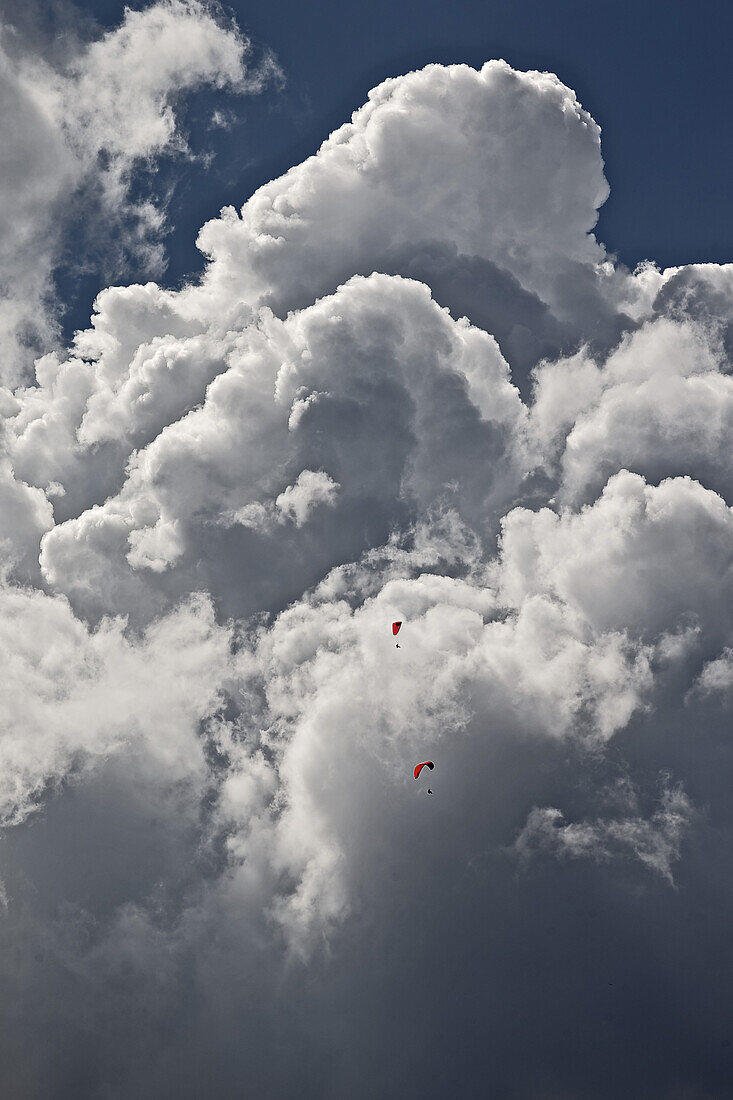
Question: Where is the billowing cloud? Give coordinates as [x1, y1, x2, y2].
[37, 272, 526, 622]
[0, 586, 230, 827]
[275, 469, 340, 526]
[531, 312, 733, 505]
[188, 58, 645, 387]
[0, 0, 276, 383]
[514, 772, 695, 883]
[2, 27, 733, 1097]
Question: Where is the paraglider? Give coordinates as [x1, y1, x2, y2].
[414, 760, 435, 795]
[393, 621, 402, 648]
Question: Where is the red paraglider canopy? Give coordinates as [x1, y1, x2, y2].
[392, 621, 402, 636]
[414, 760, 434, 780]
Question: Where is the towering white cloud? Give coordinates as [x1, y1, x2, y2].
[190, 60, 635, 330]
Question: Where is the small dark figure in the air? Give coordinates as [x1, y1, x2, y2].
[395, 643, 400, 648]
[427, 789, 433, 795]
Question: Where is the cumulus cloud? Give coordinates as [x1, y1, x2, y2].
[514, 773, 695, 883]
[193, 62, 611, 316]
[274, 469, 340, 526]
[37, 273, 526, 623]
[0, 586, 230, 826]
[3, 37, 733, 1098]
[531, 313, 733, 505]
[691, 647, 733, 702]
[496, 471, 733, 646]
[0, 0, 276, 383]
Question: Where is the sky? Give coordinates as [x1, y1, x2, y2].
[2, 1, 733, 1097]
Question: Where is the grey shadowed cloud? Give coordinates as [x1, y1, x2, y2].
[2, 8, 733, 1096]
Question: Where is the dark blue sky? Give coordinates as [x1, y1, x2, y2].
[51, 0, 733, 327]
